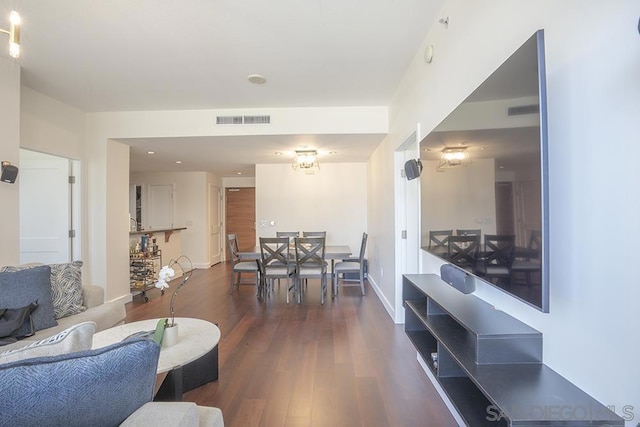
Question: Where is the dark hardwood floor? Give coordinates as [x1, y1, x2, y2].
[125, 263, 457, 427]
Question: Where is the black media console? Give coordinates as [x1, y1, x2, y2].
[403, 274, 623, 426]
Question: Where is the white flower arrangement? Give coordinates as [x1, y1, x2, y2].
[155, 265, 175, 290]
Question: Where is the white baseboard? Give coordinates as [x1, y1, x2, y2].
[367, 276, 396, 321]
[108, 292, 132, 304]
[193, 262, 211, 269]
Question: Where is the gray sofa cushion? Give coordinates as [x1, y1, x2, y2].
[0, 337, 160, 427]
[0, 266, 57, 334]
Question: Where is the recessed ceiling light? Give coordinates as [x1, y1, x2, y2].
[236, 171, 242, 175]
[147, 151, 155, 155]
[175, 160, 182, 164]
[247, 74, 266, 84]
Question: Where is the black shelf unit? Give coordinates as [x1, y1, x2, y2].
[403, 274, 623, 426]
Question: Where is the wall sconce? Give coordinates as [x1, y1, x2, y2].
[292, 150, 320, 173]
[437, 147, 471, 171]
[0, 11, 20, 59]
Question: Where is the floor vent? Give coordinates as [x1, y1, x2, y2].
[216, 115, 271, 125]
[508, 104, 539, 116]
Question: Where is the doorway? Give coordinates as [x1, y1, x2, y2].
[209, 185, 222, 266]
[393, 129, 421, 324]
[225, 187, 256, 259]
[19, 149, 80, 264]
[495, 182, 515, 235]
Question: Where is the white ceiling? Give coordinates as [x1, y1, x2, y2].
[0, 1, 446, 176]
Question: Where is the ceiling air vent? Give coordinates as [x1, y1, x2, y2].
[508, 104, 539, 116]
[216, 115, 271, 125]
[243, 115, 270, 124]
[216, 115, 243, 125]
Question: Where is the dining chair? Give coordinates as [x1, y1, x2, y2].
[428, 230, 452, 258]
[226, 233, 260, 295]
[294, 237, 327, 304]
[456, 229, 481, 237]
[332, 232, 367, 296]
[276, 231, 299, 243]
[259, 237, 296, 303]
[475, 234, 516, 286]
[301, 232, 328, 286]
[447, 234, 480, 272]
[302, 231, 326, 238]
[511, 230, 542, 286]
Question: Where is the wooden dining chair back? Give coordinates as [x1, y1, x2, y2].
[294, 237, 327, 304]
[475, 234, 515, 286]
[302, 231, 326, 238]
[333, 232, 368, 296]
[428, 230, 452, 258]
[276, 231, 299, 244]
[447, 235, 480, 271]
[456, 229, 481, 237]
[259, 237, 296, 303]
[227, 233, 260, 295]
[511, 230, 542, 286]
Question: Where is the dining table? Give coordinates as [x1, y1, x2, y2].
[237, 244, 352, 298]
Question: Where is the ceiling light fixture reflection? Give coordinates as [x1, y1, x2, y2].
[0, 11, 20, 59]
[437, 146, 471, 171]
[292, 150, 319, 173]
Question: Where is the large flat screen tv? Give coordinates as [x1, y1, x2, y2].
[420, 30, 549, 312]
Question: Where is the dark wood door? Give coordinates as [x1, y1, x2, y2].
[495, 182, 515, 235]
[225, 187, 256, 259]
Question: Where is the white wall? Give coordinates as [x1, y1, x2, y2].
[20, 87, 85, 160]
[130, 171, 213, 268]
[0, 57, 20, 266]
[421, 158, 496, 246]
[370, 0, 640, 422]
[105, 140, 130, 301]
[222, 176, 255, 188]
[256, 163, 367, 254]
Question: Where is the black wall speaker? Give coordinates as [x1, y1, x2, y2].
[1, 163, 19, 184]
[440, 264, 475, 294]
[404, 159, 423, 180]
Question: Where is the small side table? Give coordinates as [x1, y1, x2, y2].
[92, 317, 220, 400]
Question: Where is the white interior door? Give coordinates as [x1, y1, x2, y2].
[209, 185, 222, 265]
[19, 150, 71, 264]
[394, 129, 421, 323]
[148, 184, 174, 229]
